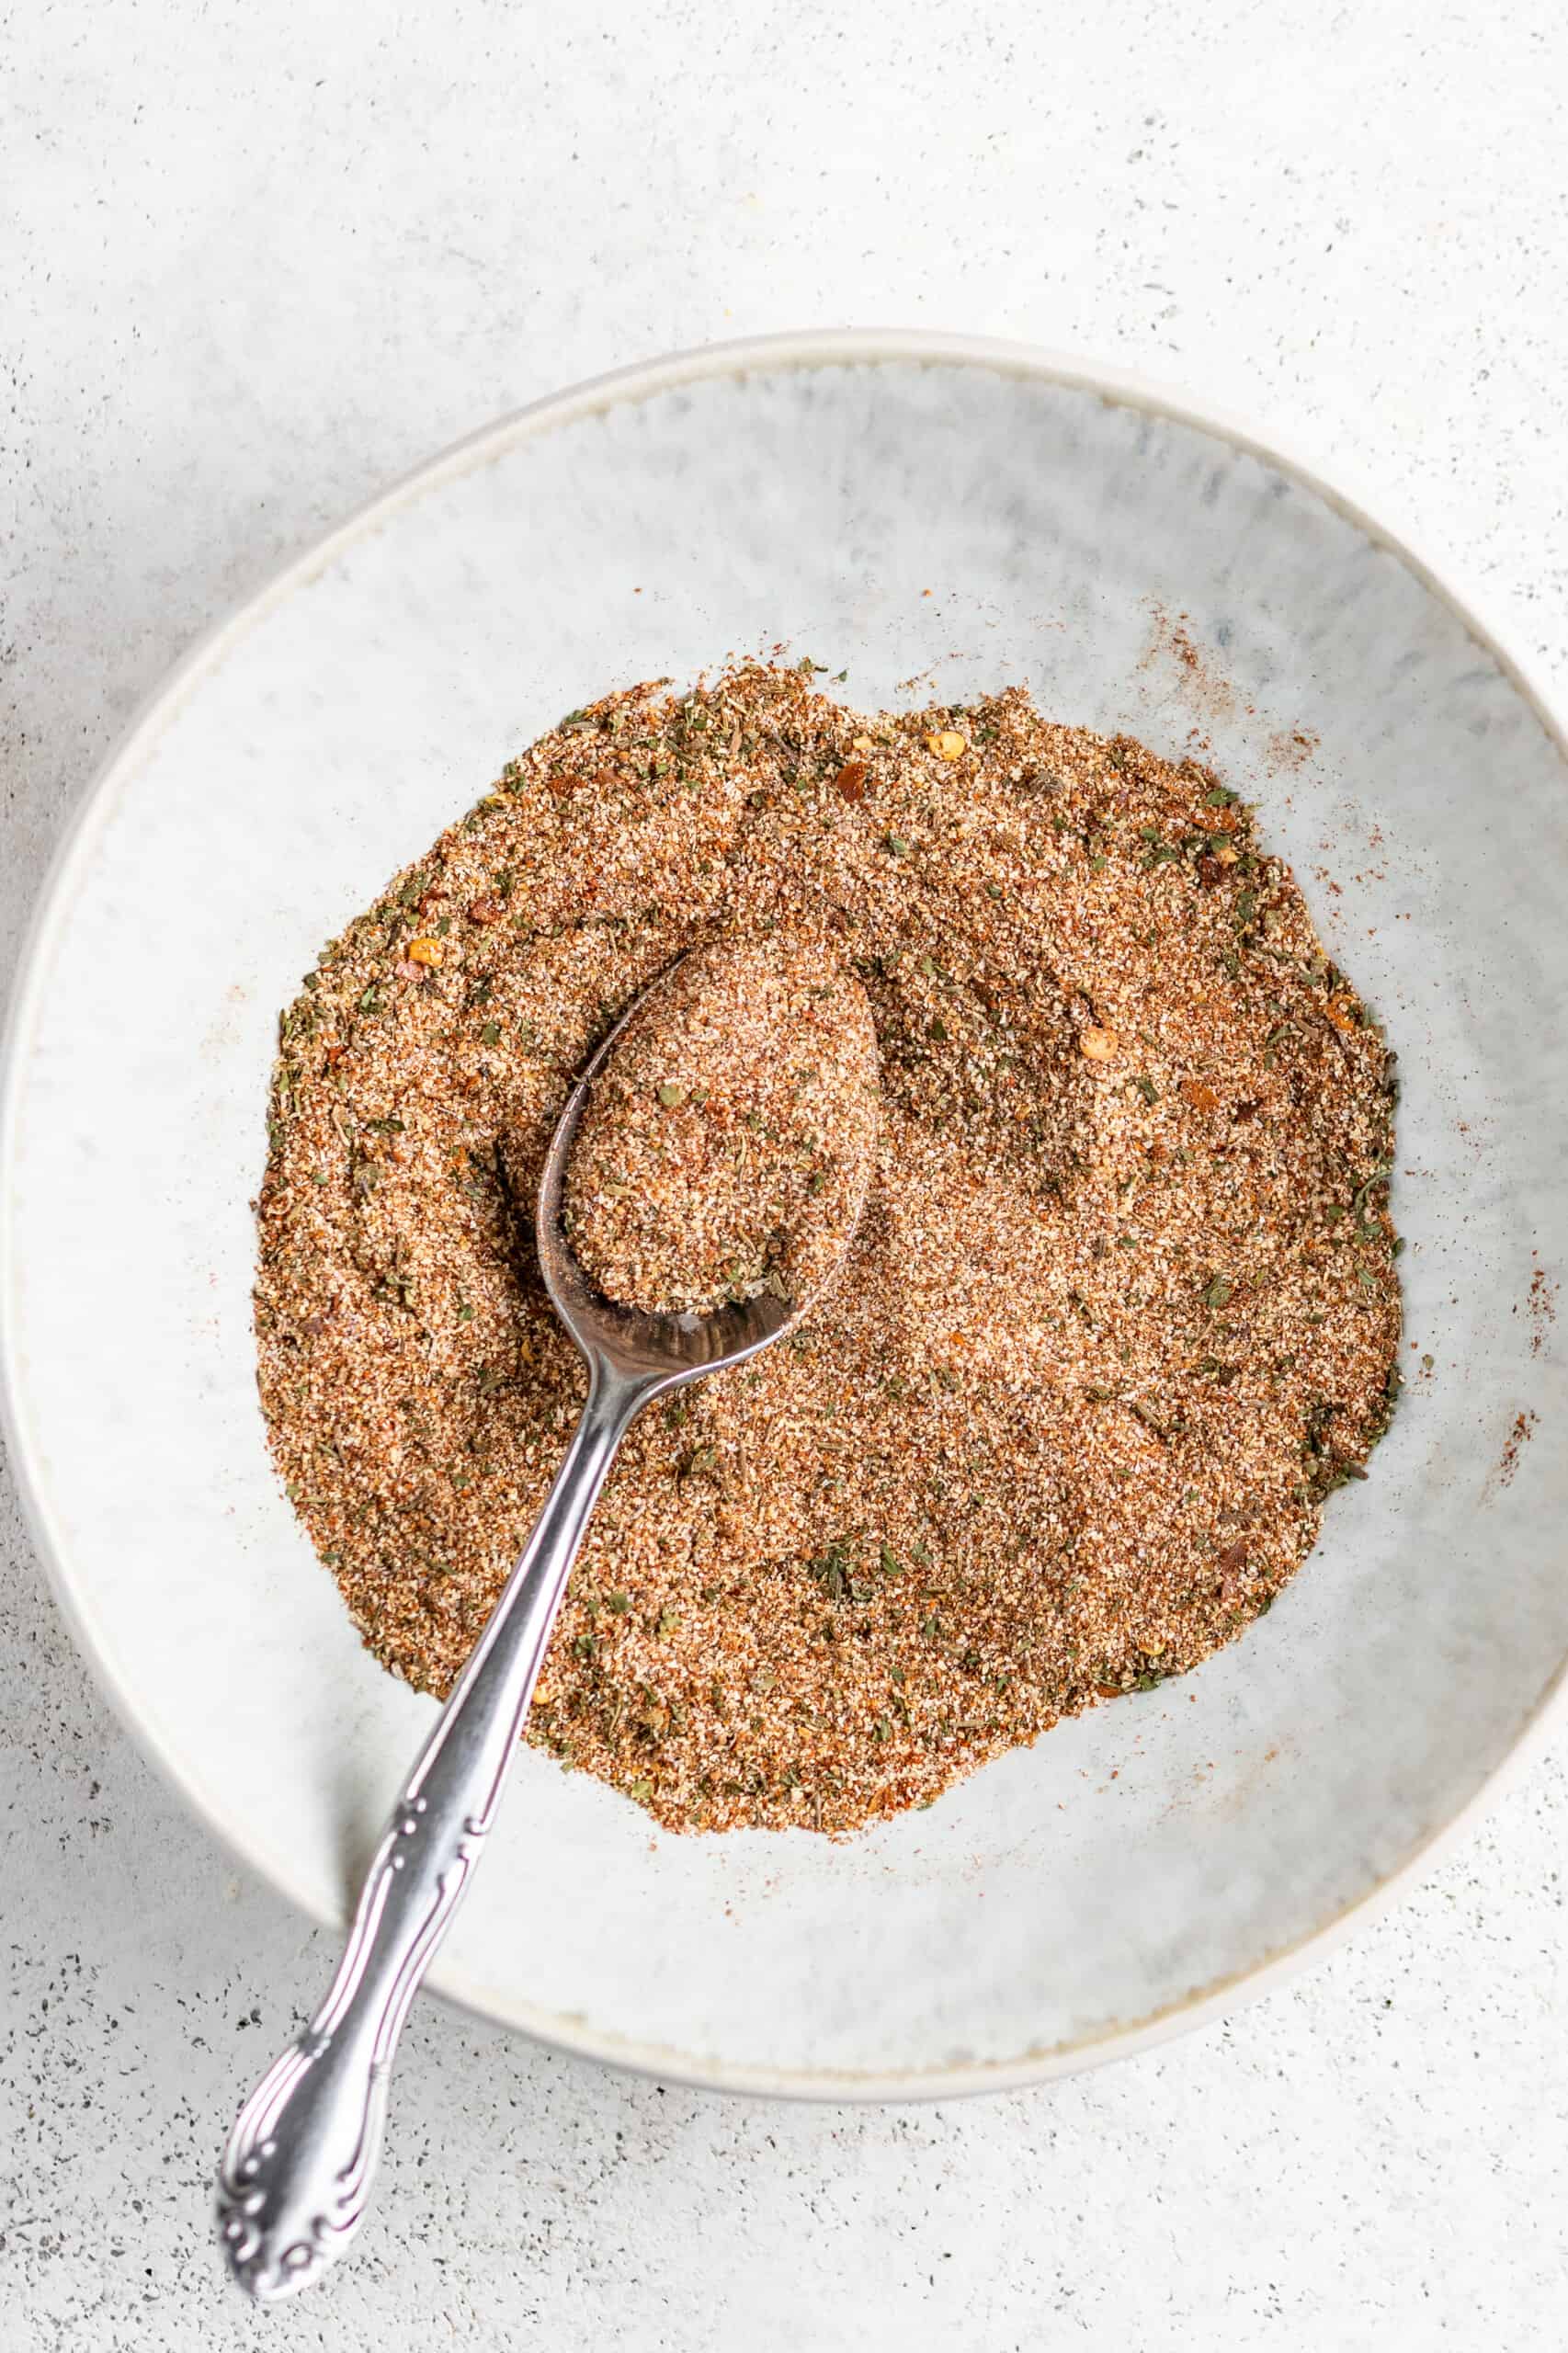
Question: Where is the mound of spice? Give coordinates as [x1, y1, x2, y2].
[562, 933, 880, 1316]
[256, 661, 1401, 1836]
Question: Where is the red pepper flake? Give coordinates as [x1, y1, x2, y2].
[1215, 1535, 1252, 1602]
[834, 759, 869, 801]
[468, 895, 504, 925]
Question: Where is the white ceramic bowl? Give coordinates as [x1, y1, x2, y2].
[4, 331, 1566, 2098]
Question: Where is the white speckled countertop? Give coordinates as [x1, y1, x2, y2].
[4, 4, 1566, 2344]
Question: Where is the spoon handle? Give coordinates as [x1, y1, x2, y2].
[216, 1365, 642, 2302]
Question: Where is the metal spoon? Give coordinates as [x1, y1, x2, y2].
[216, 957, 829, 2302]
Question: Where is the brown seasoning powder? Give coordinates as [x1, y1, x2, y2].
[256, 663, 1402, 1836]
[562, 931, 880, 1317]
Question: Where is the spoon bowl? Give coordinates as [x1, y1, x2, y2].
[536, 958, 798, 1391]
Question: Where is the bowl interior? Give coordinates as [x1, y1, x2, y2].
[5, 340, 1566, 2093]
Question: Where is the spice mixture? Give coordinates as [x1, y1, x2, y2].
[256, 662, 1402, 1836]
[562, 932, 880, 1317]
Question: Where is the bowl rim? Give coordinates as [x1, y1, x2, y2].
[5, 324, 1567, 2103]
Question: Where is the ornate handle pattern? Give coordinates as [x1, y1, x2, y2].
[217, 1366, 645, 2302]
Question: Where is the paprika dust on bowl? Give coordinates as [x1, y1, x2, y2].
[256, 664, 1402, 1837]
[6, 335, 1563, 2094]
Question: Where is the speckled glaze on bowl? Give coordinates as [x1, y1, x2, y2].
[3, 331, 1565, 2098]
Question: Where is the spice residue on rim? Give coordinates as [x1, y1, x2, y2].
[562, 933, 880, 1318]
[1528, 1260, 1557, 1357]
[255, 662, 1402, 1836]
[1496, 1409, 1538, 1488]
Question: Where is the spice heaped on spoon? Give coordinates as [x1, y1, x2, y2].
[562, 931, 881, 1318]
